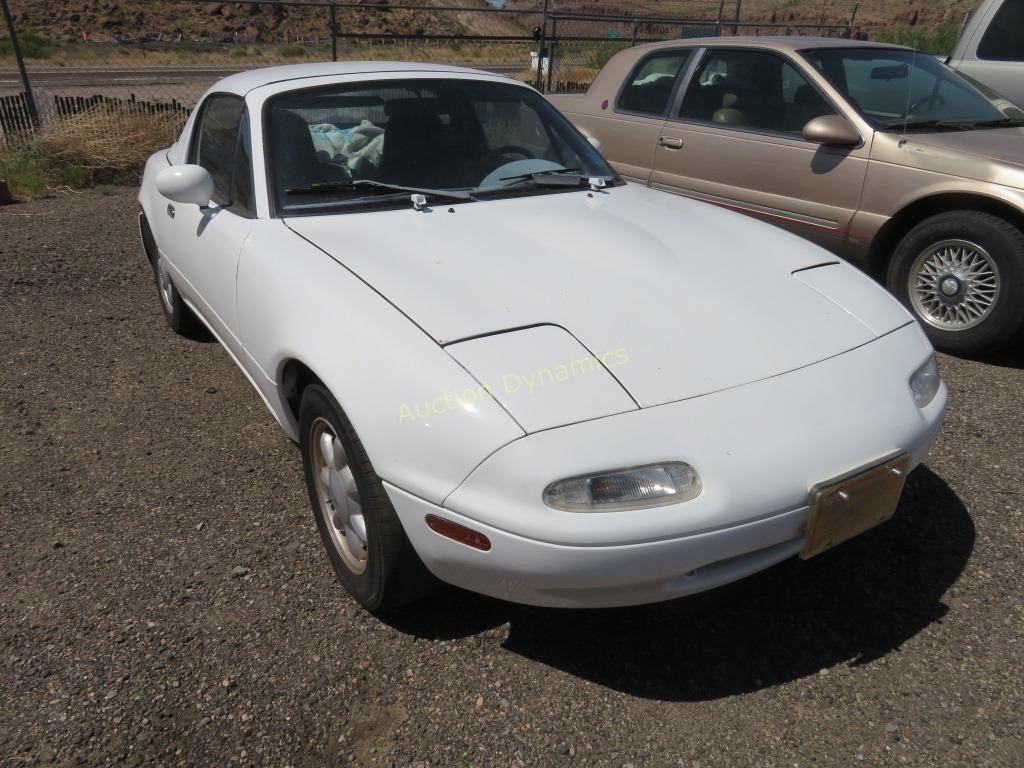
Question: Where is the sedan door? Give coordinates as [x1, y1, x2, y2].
[649, 47, 870, 256]
[152, 93, 255, 353]
[567, 49, 693, 183]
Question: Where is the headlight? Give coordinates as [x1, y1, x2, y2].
[910, 354, 941, 409]
[543, 462, 702, 512]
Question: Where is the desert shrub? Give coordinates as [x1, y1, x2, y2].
[36, 104, 187, 184]
[1, 109, 172, 195]
[279, 43, 308, 59]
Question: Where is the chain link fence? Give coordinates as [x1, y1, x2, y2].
[0, 0, 858, 149]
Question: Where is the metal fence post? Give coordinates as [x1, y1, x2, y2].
[535, 0, 549, 91]
[848, 1, 860, 37]
[329, 0, 338, 62]
[545, 15, 557, 93]
[1, 0, 39, 129]
[732, 0, 742, 35]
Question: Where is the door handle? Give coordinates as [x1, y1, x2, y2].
[658, 136, 684, 149]
[166, 203, 175, 219]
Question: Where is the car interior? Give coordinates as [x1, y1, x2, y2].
[677, 50, 835, 134]
[269, 85, 579, 199]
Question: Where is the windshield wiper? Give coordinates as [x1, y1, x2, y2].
[967, 117, 1024, 129]
[285, 179, 473, 202]
[894, 119, 975, 132]
[499, 166, 582, 183]
[497, 168, 616, 191]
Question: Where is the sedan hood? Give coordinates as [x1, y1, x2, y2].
[286, 185, 911, 407]
[887, 127, 1024, 187]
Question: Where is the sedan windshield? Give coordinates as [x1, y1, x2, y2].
[801, 47, 1024, 131]
[266, 78, 616, 215]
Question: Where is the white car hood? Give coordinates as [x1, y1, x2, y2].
[285, 184, 911, 407]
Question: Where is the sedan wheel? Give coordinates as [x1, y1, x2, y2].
[908, 238, 999, 331]
[889, 211, 1024, 355]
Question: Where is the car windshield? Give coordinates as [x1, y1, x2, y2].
[266, 78, 616, 215]
[801, 47, 1024, 130]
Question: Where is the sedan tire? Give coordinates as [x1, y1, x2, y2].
[888, 211, 1024, 355]
[299, 384, 434, 612]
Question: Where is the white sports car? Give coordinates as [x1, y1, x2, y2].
[138, 62, 947, 611]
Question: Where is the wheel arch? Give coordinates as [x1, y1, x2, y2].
[138, 210, 158, 267]
[279, 357, 326, 435]
[867, 192, 1024, 278]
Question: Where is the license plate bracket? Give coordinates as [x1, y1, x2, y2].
[800, 453, 911, 560]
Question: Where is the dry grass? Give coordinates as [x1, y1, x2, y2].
[36, 104, 186, 181]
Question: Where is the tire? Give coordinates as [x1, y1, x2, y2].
[887, 211, 1024, 355]
[139, 214, 206, 338]
[298, 384, 434, 612]
[152, 252, 206, 338]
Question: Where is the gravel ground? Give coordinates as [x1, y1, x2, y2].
[1, 188, 1022, 767]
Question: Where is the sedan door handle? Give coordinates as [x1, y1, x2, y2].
[166, 203, 175, 219]
[658, 136, 684, 149]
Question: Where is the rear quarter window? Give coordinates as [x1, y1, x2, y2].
[978, 0, 1024, 62]
[616, 51, 691, 116]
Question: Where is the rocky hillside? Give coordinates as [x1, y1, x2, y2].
[504, 0, 977, 37]
[6, 0, 979, 44]
[6, 0, 528, 43]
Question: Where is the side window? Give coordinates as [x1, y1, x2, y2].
[978, 0, 1024, 62]
[191, 94, 244, 208]
[780, 61, 835, 132]
[678, 49, 835, 134]
[616, 51, 691, 116]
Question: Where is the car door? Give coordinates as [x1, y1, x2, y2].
[575, 48, 693, 183]
[154, 93, 256, 353]
[952, 0, 1024, 107]
[649, 47, 870, 256]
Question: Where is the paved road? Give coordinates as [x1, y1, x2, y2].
[1, 189, 1022, 766]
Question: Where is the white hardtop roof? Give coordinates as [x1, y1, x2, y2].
[211, 61, 512, 96]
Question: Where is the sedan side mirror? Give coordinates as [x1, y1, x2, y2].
[801, 115, 862, 147]
[586, 135, 602, 152]
[156, 164, 214, 207]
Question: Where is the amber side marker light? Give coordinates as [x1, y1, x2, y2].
[425, 514, 492, 551]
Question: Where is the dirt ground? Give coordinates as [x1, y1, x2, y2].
[1, 188, 1022, 766]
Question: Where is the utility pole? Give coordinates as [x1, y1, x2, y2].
[329, 0, 338, 62]
[1, 0, 39, 129]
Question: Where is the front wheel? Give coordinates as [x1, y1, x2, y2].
[887, 211, 1024, 355]
[298, 384, 434, 612]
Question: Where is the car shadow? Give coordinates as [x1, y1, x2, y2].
[381, 465, 973, 702]
[973, 340, 1024, 370]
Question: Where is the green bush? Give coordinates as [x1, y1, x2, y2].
[0, 142, 51, 196]
[0, 31, 52, 59]
[873, 24, 961, 55]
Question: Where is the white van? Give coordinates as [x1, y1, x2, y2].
[948, 0, 1024, 106]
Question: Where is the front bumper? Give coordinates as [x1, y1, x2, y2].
[386, 323, 947, 608]
[388, 483, 807, 607]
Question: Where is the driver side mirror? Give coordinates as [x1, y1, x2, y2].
[156, 164, 214, 207]
[801, 115, 862, 147]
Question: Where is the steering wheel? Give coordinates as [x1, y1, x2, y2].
[472, 144, 534, 180]
[908, 93, 946, 115]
